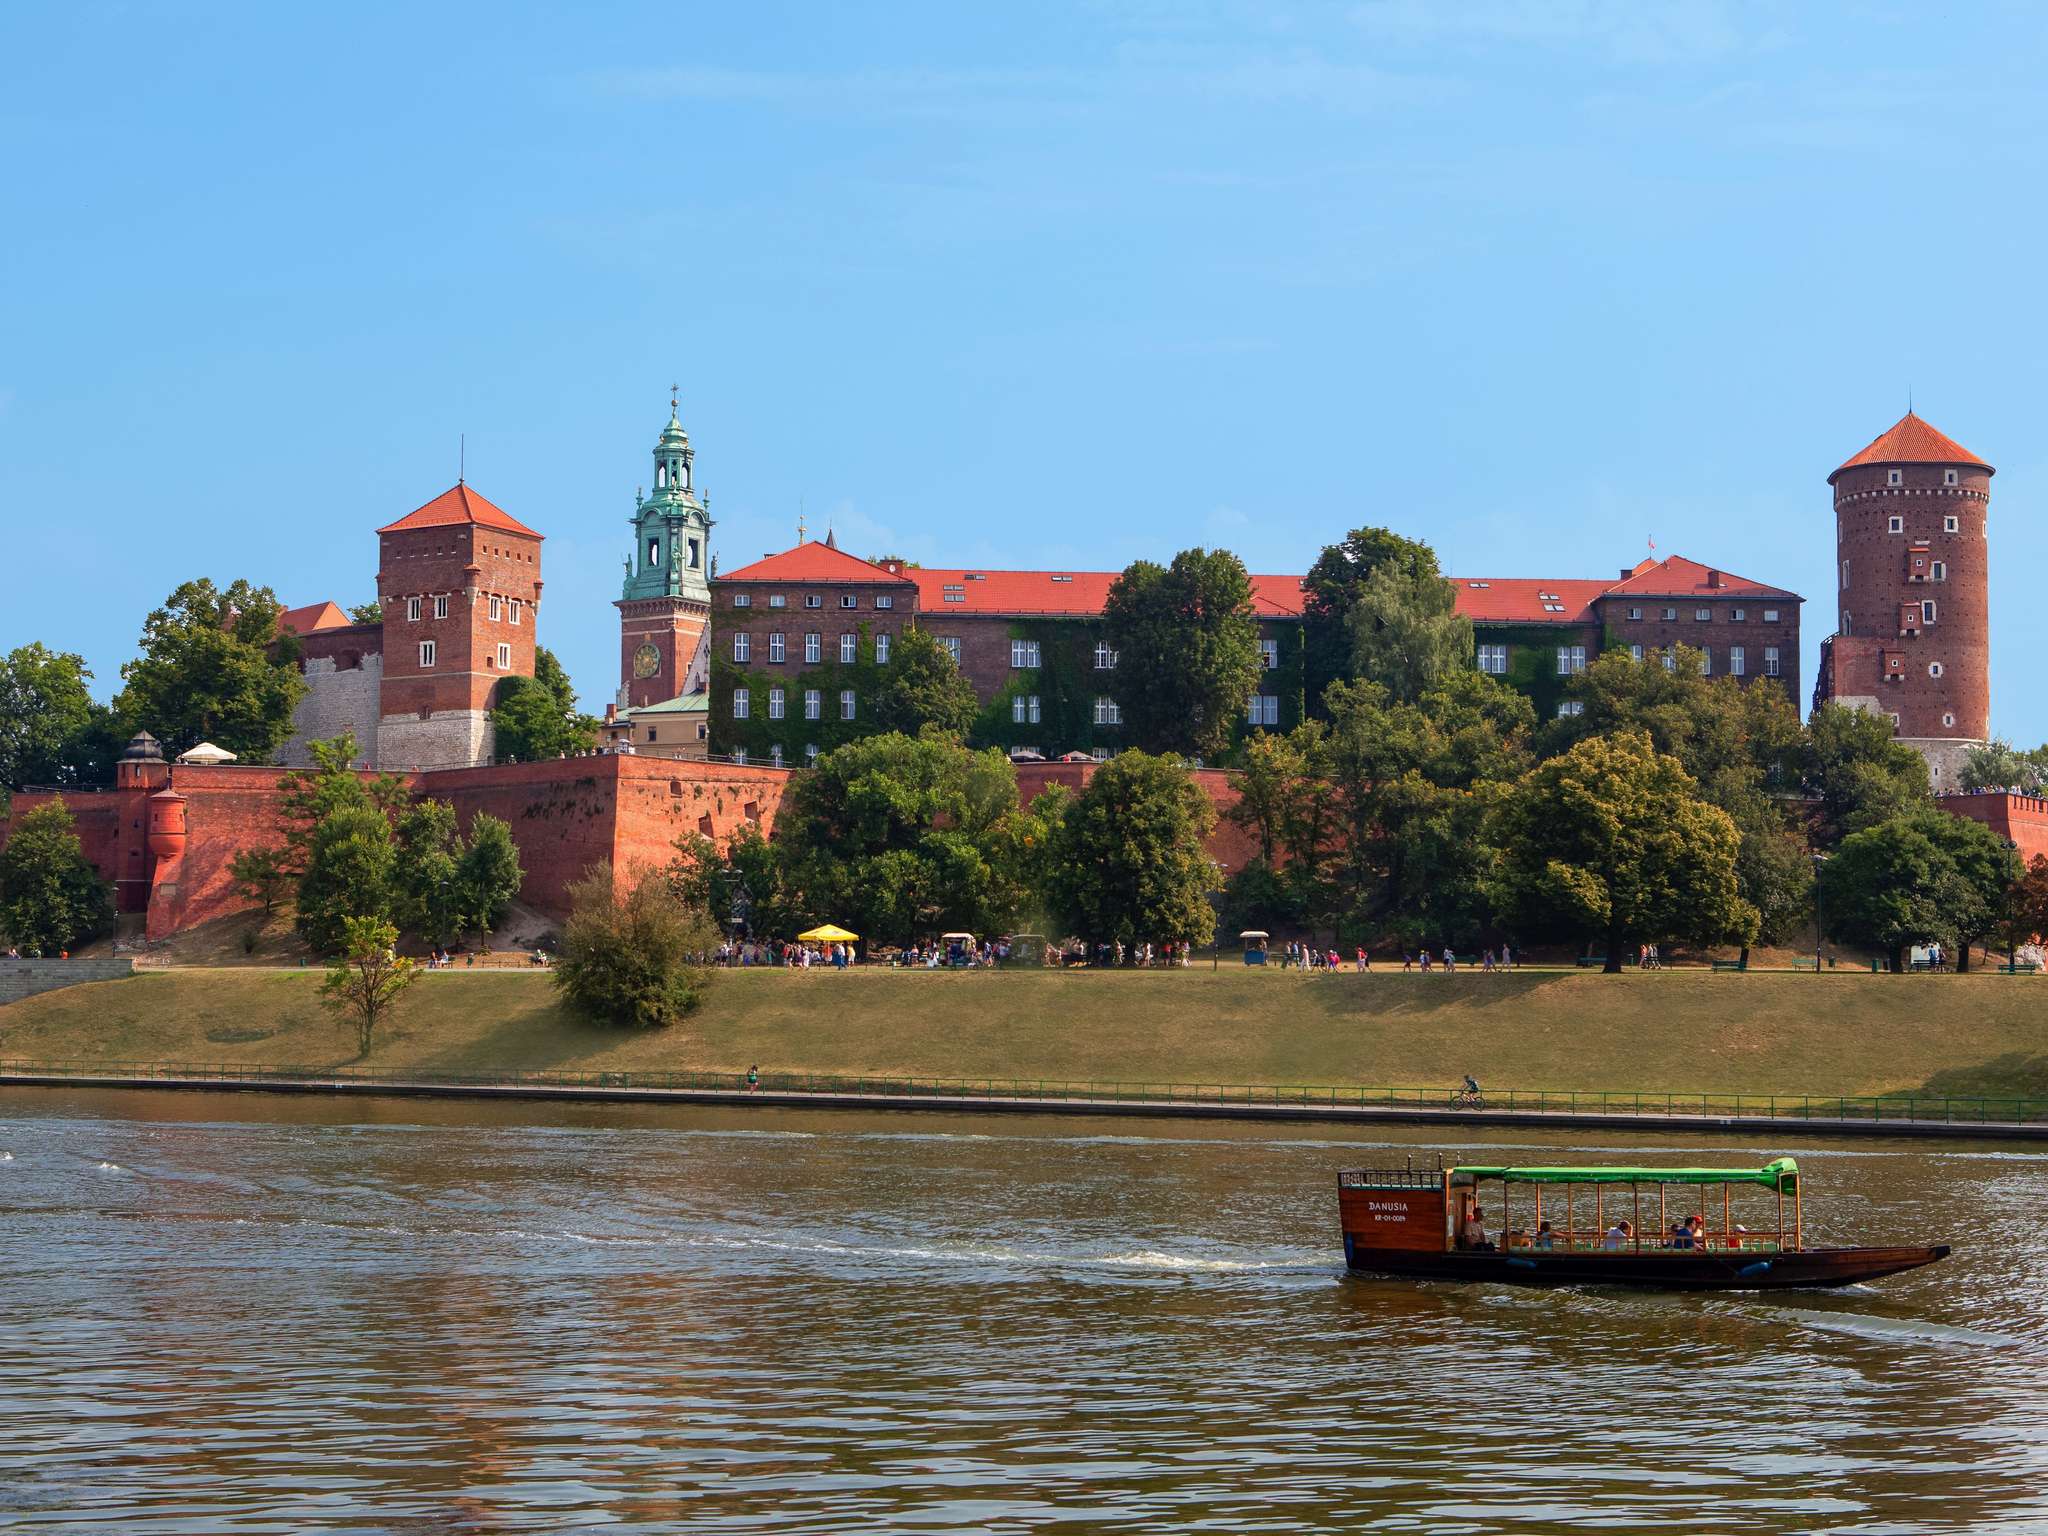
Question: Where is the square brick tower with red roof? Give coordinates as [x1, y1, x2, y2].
[375, 483, 544, 770]
[1817, 412, 1991, 791]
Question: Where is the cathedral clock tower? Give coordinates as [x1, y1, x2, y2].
[617, 390, 714, 709]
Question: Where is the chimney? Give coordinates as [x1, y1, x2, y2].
[1707, 569, 1725, 589]
[1620, 567, 1633, 580]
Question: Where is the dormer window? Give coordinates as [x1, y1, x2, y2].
[1887, 469, 1903, 486]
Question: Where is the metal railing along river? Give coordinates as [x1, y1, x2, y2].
[1, 1059, 2045, 1126]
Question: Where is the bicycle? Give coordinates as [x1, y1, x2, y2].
[1453, 1088, 1488, 1111]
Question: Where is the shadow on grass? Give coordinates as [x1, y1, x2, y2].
[1315, 971, 1583, 1018]
[1890, 1053, 2048, 1104]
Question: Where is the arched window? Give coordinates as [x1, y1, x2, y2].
[649, 538, 661, 566]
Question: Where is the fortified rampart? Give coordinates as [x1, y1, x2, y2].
[1937, 791, 2048, 867]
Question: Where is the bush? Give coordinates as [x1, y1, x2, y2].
[553, 862, 717, 1027]
[0, 801, 114, 954]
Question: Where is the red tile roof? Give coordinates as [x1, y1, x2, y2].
[907, 568, 1305, 618]
[1830, 412, 1992, 482]
[715, 545, 1797, 625]
[277, 601, 349, 635]
[719, 542, 917, 585]
[1449, 578, 1611, 626]
[377, 483, 542, 538]
[1602, 555, 1797, 601]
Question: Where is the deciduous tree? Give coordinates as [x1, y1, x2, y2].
[296, 804, 396, 956]
[0, 801, 114, 954]
[319, 916, 418, 1058]
[1301, 528, 1446, 714]
[554, 862, 716, 1027]
[114, 578, 307, 762]
[1045, 750, 1217, 949]
[1347, 560, 1475, 706]
[455, 812, 523, 943]
[1488, 731, 1754, 971]
[1802, 702, 1930, 845]
[0, 644, 100, 789]
[872, 624, 980, 738]
[1103, 549, 1261, 760]
[489, 648, 598, 762]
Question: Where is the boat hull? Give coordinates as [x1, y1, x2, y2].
[1342, 1239, 1951, 1290]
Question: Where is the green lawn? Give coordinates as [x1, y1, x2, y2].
[4, 965, 2048, 1101]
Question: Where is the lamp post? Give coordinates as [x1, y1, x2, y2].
[1811, 852, 1829, 974]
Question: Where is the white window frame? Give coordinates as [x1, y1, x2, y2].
[434, 595, 448, 620]
[1922, 599, 1938, 624]
[769, 594, 786, 609]
[1888, 515, 1904, 534]
[1944, 469, 1959, 486]
[1944, 515, 1959, 533]
[418, 639, 436, 667]
[804, 633, 822, 664]
[1700, 648, 1711, 676]
[1259, 639, 1279, 670]
[1094, 642, 1118, 670]
[1731, 608, 1746, 622]
[732, 687, 750, 720]
[1887, 469, 1903, 486]
[840, 633, 857, 664]
[1630, 644, 1644, 662]
[1555, 645, 1585, 676]
[941, 637, 961, 663]
[805, 743, 819, 764]
[769, 687, 785, 719]
[1931, 561, 1947, 582]
[489, 595, 502, 621]
[770, 744, 783, 767]
[840, 594, 859, 609]
[406, 596, 422, 622]
[874, 595, 894, 610]
[1247, 694, 1279, 726]
[1661, 607, 1677, 621]
[732, 633, 751, 663]
[875, 633, 890, 663]
[732, 748, 747, 765]
[1763, 609, 1779, 623]
[1094, 696, 1121, 726]
[768, 632, 785, 663]
[509, 600, 521, 626]
[732, 593, 752, 608]
[839, 689, 856, 721]
[1694, 607, 1711, 622]
[1476, 643, 1507, 675]
[1557, 700, 1584, 718]
[1626, 607, 1642, 621]
[1764, 647, 1780, 677]
[1928, 662, 1944, 679]
[1729, 645, 1745, 677]
[805, 594, 823, 609]
[1011, 639, 1041, 669]
[496, 642, 511, 669]
[803, 689, 821, 720]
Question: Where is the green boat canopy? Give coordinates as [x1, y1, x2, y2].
[1450, 1157, 1797, 1193]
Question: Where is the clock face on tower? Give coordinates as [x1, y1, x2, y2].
[632, 643, 661, 680]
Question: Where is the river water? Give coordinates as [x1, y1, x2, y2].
[3, 1090, 2046, 1533]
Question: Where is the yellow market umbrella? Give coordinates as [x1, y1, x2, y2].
[798, 924, 861, 943]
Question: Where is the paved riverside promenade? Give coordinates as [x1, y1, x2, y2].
[3, 1064, 2044, 1142]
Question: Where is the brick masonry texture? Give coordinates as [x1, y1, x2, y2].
[1937, 792, 2048, 867]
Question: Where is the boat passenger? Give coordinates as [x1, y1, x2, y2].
[1603, 1219, 1632, 1250]
[1456, 1198, 1492, 1251]
[1533, 1222, 1557, 1251]
[1728, 1223, 1749, 1250]
[1686, 1215, 1707, 1248]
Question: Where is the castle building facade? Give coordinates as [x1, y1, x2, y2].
[1814, 413, 1992, 791]
[276, 483, 544, 771]
[706, 542, 1801, 764]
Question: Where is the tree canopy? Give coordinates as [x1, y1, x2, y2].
[554, 863, 717, 1027]
[1301, 528, 1447, 713]
[1347, 558, 1476, 706]
[1960, 740, 2048, 795]
[1802, 702, 1930, 845]
[489, 647, 598, 762]
[0, 644, 105, 789]
[0, 801, 114, 954]
[771, 731, 1056, 947]
[1818, 810, 2021, 972]
[1103, 548, 1262, 760]
[115, 578, 307, 762]
[1045, 749, 1218, 948]
[1487, 730, 1754, 970]
[872, 624, 980, 738]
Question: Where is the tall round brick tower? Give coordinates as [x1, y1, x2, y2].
[1818, 412, 1992, 790]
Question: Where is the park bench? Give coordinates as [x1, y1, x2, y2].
[1710, 959, 1747, 973]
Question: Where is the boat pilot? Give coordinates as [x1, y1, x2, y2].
[1456, 1195, 1492, 1251]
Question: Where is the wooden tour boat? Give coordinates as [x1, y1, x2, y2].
[1338, 1157, 1949, 1290]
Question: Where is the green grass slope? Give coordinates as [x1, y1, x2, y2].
[4, 966, 2047, 1100]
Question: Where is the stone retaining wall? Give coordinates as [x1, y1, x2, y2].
[0, 957, 135, 1006]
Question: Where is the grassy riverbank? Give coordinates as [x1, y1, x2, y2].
[4, 966, 2047, 1100]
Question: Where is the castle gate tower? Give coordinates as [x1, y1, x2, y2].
[618, 391, 714, 709]
[375, 483, 544, 770]
[1817, 412, 1992, 790]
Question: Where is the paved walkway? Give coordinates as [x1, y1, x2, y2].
[3, 1068, 2042, 1142]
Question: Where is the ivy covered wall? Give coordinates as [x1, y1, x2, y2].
[709, 621, 888, 763]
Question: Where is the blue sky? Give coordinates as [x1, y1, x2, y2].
[5, 2, 2046, 741]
